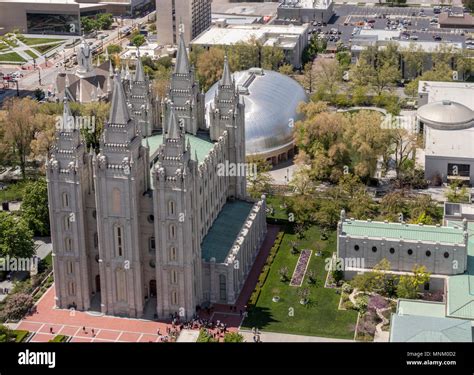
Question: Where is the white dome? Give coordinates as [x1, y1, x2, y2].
[417, 100, 474, 130]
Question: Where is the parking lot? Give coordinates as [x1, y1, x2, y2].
[311, 5, 470, 47]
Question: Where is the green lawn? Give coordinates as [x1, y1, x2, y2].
[265, 195, 288, 221]
[0, 51, 26, 63]
[242, 225, 358, 339]
[22, 37, 65, 46]
[34, 42, 63, 55]
[25, 49, 38, 59]
[0, 180, 27, 201]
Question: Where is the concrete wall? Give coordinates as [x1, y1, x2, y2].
[425, 155, 474, 185]
[277, 3, 334, 24]
[338, 233, 467, 275]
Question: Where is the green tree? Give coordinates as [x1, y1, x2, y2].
[21, 179, 50, 236]
[81, 17, 99, 34]
[246, 156, 273, 198]
[96, 13, 114, 30]
[261, 46, 285, 70]
[131, 34, 146, 48]
[0, 212, 34, 259]
[107, 44, 122, 55]
[397, 265, 430, 299]
[279, 64, 294, 76]
[196, 47, 225, 92]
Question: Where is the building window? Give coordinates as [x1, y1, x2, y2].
[147, 214, 154, 223]
[149, 259, 156, 269]
[149, 237, 156, 253]
[371, 246, 377, 253]
[116, 268, 126, 302]
[424, 282, 430, 291]
[67, 261, 73, 275]
[169, 224, 176, 239]
[168, 201, 176, 216]
[63, 215, 71, 231]
[407, 249, 413, 255]
[447, 163, 470, 177]
[389, 248, 395, 254]
[171, 270, 178, 284]
[425, 250, 431, 257]
[114, 226, 123, 257]
[354, 245, 359, 251]
[62, 192, 69, 208]
[219, 274, 227, 301]
[92, 210, 97, 219]
[94, 233, 98, 249]
[112, 188, 121, 214]
[444, 252, 450, 259]
[171, 290, 178, 306]
[68, 281, 75, 296]
[65, 238, 73, 252]
[170, 247, 177, 261]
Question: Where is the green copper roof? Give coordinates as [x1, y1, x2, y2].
[390, 314, 472, 342]
[446, 220, 474, 319]
[143, 133, 214, 163]
[341, 220, 465, 245]
[397, 300, 446, 318]
[201, 200, 254, 263]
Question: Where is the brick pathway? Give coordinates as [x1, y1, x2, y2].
[15, 224, 280, 342]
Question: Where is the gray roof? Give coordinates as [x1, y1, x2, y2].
[109, 73, 131, 125]
[175, 31, 190, 75]
[205, 68, 308, 156]
[134, 55, 146, 82]
[390, 314, 472, 342]
[417, 100, 474, 130]
[220, 55, 232, 86]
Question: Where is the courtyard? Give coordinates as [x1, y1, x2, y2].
[242, 224, 358, 340]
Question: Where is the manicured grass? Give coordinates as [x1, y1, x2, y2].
[0, 51, 26, 63]
[0, 329, 29, 342]
[34, 42, 63, 55]
[0, 180, 27, 201]
[265, 195, 288, 221]
[22, 37, 65, 46]
[25, 49, 38, 59]
[44, 252, 53, 268]
[0, 42, 8, 52]
[242, 225, 358, 339]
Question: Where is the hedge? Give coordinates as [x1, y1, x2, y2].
[247, 231, 284, 308]
[49, 335, 68, 343]
[14, 330, 29, 342]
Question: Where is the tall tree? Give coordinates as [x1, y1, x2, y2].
[0, 212, 34, 259]
[21, 179, 50, 236]
[196, 47, 225, 92]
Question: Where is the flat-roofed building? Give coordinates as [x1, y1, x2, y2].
[439, 12, 474, 29]
[191, 22, 309, 68]
[155, 0, 212, 45]
[336, 210, 468, 292]
[416, 81, 474, 184]
[0, 0, 152, 35]
[277, 0, 334, 24]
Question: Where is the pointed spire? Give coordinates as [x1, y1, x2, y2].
[220, 54, 232, 86]
[109, 60, 114, 77]
[174, 26, 190, 74]
[194, 149, 199, 164]
[62, 97, 73, 131]
[109, 73, 131, 125]
[134, 48, 146, 82]
[166, 106, 180, 139]
[75, 81, 81, 102]
[105, 47, 109, 61]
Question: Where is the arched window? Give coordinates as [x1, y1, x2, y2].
[68, 281, 75, 296]
[168, 201, 176, 216]
[169, 224, 176, 239]
[112, 188, 121, 214]
[170, 247, 177, 261]
[444, 252, 450, 259]
[407, 249, 413, 255]
[171, 269, 178, 284]
[426, 250, 431, 257]
[67, 261, 73, 275]
[65, 238, 73, 252]
[389, 248, 395, 254]
[171, 290, 178, 305]
[354, 245, 360, 251]
[371, 246, 377, 253]
[114, 226, 123, 257]
[63, 215, 71, 231]
[219, 274, 227, 301]
[62, 192, 69, 208]
[93, 233, 98, 248]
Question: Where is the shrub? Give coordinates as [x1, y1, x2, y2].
[341, 283, 353, 294]
[223, 332, 244, 342]
[0, 293, 34, 321]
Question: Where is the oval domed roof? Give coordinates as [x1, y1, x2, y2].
[417, 100, 474, 130]
[205, 68, 308, 155]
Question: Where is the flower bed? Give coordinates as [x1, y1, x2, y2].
[289, 250, 312, 287]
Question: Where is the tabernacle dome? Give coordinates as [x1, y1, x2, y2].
[417, 100, 474, 130]
[205, 68, 308, 165]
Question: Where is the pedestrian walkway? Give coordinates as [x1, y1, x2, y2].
[239, 330, 353, 342]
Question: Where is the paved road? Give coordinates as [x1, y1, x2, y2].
[240, 329, 353, 342]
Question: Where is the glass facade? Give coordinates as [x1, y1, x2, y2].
[27, 12, 80, 35]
